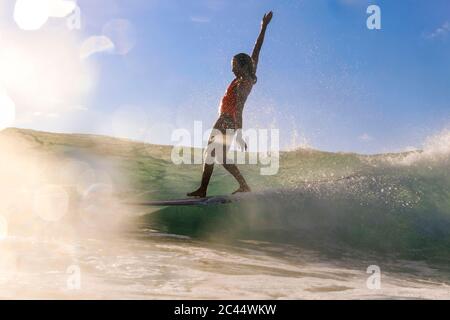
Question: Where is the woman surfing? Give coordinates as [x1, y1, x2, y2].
[187, 11, 273, 198]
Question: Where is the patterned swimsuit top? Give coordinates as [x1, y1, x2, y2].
[219, 79, 239, 122]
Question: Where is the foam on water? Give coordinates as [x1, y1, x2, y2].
[391, 129, 450, 166]
[0, 233, 448, 299]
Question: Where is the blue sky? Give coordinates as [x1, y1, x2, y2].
[1, 0, 450, 154]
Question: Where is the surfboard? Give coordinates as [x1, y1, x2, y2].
[128, 195, 234, 207]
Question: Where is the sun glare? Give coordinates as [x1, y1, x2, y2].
[0, 215, 8, 240]
[14, 0, 50, 31]
[0, 31, 95, 116]
[13, 0, 77, 31]
[0, 91, 16, 130]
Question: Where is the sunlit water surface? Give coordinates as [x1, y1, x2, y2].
[0, 226, 448, 300]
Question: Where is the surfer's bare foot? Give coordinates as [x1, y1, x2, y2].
[187, 188, 206, 198]
[232, 186, 251, 195]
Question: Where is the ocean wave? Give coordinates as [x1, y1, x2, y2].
[145, 149, 450, 262]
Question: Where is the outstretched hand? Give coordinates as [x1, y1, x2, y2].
[262, 11, 273, 28]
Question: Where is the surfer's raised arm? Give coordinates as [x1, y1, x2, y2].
[251, 11, 273, 73]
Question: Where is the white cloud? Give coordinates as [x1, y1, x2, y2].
[426, 21, 450, 39]
[190, 16, 211, 23]
[80, 35, 115, 59]
[358, 133, 373, 142]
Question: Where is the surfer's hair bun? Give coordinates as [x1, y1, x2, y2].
[234, 53, 257, 84]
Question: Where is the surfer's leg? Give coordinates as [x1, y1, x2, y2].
[187, 136, 218, 197]
[188, 121, 228, 198]
[220, 127, 250, 194]
[187, 163, 214, 197]
[222, 163, 251, 194]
